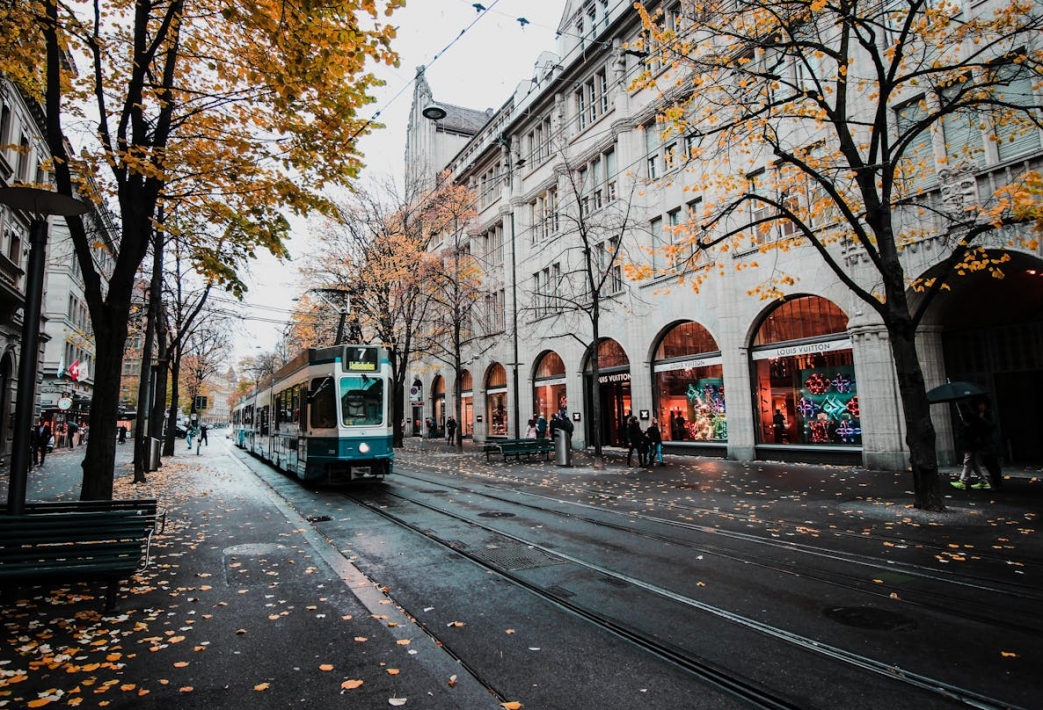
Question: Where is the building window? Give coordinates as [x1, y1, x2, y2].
[576, 68, 608, 131]
[527, 116, 553, 166]
[751, 296, 858, 447]
[531, 188, 558, 243]
[654, 321, 725, 442]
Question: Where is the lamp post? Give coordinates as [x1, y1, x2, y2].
[0, 187, 90, 514]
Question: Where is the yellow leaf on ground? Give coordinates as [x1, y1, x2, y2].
[396, 639, 411, 646]
[502, 702, 522, 709]
[319, 664, 334, 671]
[27, 700, 53, 708]
[354, 636, 368, 642]
[179, 687, 193, 693]
[341, 680, 364, 690]
[254, 683, 270, 691]
[1001, 651, 1018, 658]
[173, 662, 189, 668]
[386, 669, 400, 675]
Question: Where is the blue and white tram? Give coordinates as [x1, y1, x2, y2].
[231, 345, 393, 482]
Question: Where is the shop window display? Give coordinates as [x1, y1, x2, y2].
[751, 296, 857, 447]
[654, 322, 726, 442]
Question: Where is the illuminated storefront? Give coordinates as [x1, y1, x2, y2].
[486, 363, 509, 437]
[751, 297, 860, 448]
[533, 352, 567, 420]
[653, 322, 726, 443]
[583, 339, 631, 447]
[460, 370, 473, 438]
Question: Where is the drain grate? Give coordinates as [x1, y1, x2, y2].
[478, 511, 516, 518]
[471, 544, 566, 571]
[823, 606, 917, 631]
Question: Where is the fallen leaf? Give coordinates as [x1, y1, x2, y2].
[448, 675, 457, 687]
[502, 702, 522, 710]
[386, 668, 400, 676]
[179, 687, 193, 693]
[354, 636, 368, 643]
[505, 629, 515, 634]
[319, 664, 334, 672]
[396, 639, 411, 646]
[341, 680, 364, 690]
[236, 629, 247, 635]
[254, 683, 270, 691]
[447, 621, 466, 628]
[1001, 651, 1018, 658]
[389, 698, 407, 706]
[173, 662, 189, 668]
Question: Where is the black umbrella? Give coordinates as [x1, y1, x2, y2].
[926, 381, 988, 404]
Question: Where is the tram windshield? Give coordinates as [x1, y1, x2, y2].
[340, 375, 384, 426]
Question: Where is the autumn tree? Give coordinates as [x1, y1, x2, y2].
[4, 0, 401, 499]
[637, 0, 1043, 509]
[419, 179, 486, 451]
[303, 178, 438, 447]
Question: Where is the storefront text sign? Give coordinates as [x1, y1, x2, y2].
[751, 338, 852, 361]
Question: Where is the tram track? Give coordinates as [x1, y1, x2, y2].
[390, 468, 1043, 634]
[343, 480, 1033, 710]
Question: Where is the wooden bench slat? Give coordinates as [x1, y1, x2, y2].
[0, 504, 158, 610]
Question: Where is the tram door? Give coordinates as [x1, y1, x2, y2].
[298, 385, 309, 475]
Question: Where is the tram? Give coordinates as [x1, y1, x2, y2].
[231, 344, 393, 482]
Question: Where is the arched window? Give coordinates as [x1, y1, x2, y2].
[485, 364, 509, 437]
[653, 322, 725, 442]
[751, 296, 858, 447]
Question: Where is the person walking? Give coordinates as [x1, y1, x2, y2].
[200, 423, 209, 447]
[445, 417, 457, 446]
[646, 418, 664, 467]
[952, 399, 990, 490]
[524, 418, 538, 439]
[977, 400, 1003, 490]
[32, 417, 52, 467]
[535, 413, 548, 439]
[626, 416, 644, 467]
[186, 422, 198, 451]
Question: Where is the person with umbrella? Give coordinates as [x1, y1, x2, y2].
[952, 397, 998, 491]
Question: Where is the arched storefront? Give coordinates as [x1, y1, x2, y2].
[750, 296, 859, 451]
[533, 351, 567, 421]
[432, 375, 445, 438]
[932, 255, 1043, 463]
[485, 364, 509, 437]
[460, 370, 474, 439]
[583, 339, 630, 447]
[653, 321, 726, 447]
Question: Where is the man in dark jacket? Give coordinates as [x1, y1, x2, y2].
[33, 418, 52, 466]
[626, 416, 644, 467]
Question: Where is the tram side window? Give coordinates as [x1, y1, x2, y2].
[298, 387, 308, 428]
[340, 376, 384, 426]
[259, 405, 270, 435]
[309, 377, 337, 428]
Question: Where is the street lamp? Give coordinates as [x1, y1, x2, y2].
[0, 186, 90, 514]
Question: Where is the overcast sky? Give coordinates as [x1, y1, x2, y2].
[232, 0, 564, 362]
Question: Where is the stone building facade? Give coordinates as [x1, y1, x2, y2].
[405, 0, 1043, 470]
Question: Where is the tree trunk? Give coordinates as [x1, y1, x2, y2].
[80, 312, 131, 500]
[888, 318, 945, 511]
[164, 359, 183, 457]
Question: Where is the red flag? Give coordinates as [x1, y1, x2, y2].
[68, 360, 80, 382]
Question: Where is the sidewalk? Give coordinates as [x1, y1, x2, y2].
[0, 439, 500, 709]
[3, 436, 1039, 709]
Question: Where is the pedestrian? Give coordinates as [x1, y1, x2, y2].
[549, 413, 562, 440]
[977, 400, 1003, 490]
[773, 408, 787, 443]
[446, 416, 457, 445]
[626, 416, 644, 467]
[67, 420, 78, 447]
[187, 422, 198, 450]
[118, 424, 127, 444]
[427, 417, 437, 440]
[200, 423, 209, 446]
[952, 399, 990, 490]
[32, 417, 52, 466]
[524, 418, 537, 438]
[535, 413, 548, 439]
[646, 418, 664, 466]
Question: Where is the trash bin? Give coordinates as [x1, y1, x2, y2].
[554, 430, 572, 467]
[147, 437, 161, 472]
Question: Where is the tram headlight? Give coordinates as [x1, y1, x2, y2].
[358, 442, 371, 454]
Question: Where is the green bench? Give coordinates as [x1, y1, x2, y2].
[0, 501, 160, 610]
[484, 438, 554, 462]
[5, 499, 166, 533]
